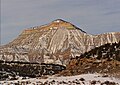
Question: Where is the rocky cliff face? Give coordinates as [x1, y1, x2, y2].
[0, 19, 120, 65]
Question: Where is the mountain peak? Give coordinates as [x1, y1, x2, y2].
[37, 19, 78, 31]
[51, 19, 69, 25]
[52, 19, 68, 23]
[49, 19, 86, 33]
[20, 19, 86, 36]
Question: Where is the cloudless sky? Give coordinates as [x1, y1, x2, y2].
[1, 0, 120, 45]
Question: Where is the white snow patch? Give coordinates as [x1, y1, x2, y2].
[0, 73, 120, 85]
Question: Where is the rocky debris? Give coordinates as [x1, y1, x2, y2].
[0, 19, 120, 65]
[79, 77, 85, 81]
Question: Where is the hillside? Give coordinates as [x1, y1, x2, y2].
[61, 42, 120, 77]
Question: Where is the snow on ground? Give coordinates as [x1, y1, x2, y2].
[0, 73, 120, 85]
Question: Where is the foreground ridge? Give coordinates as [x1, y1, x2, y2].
[61, 42, 120, 76]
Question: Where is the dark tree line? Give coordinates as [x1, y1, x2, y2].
[79, 41, 120, 61]
[0, 62, 66, 80]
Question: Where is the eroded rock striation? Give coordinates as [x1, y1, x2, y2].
[0, 19, 120, 65]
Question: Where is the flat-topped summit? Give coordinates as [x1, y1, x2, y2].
[52, 19, 68, 23]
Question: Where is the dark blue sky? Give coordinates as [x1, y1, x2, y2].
[1, 0, 120, 45]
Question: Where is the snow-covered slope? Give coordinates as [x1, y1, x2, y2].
[0, 74, 120, 85]
[0, 19, 120, 65]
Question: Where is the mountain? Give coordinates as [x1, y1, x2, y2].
[0, 19, 120, 65]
